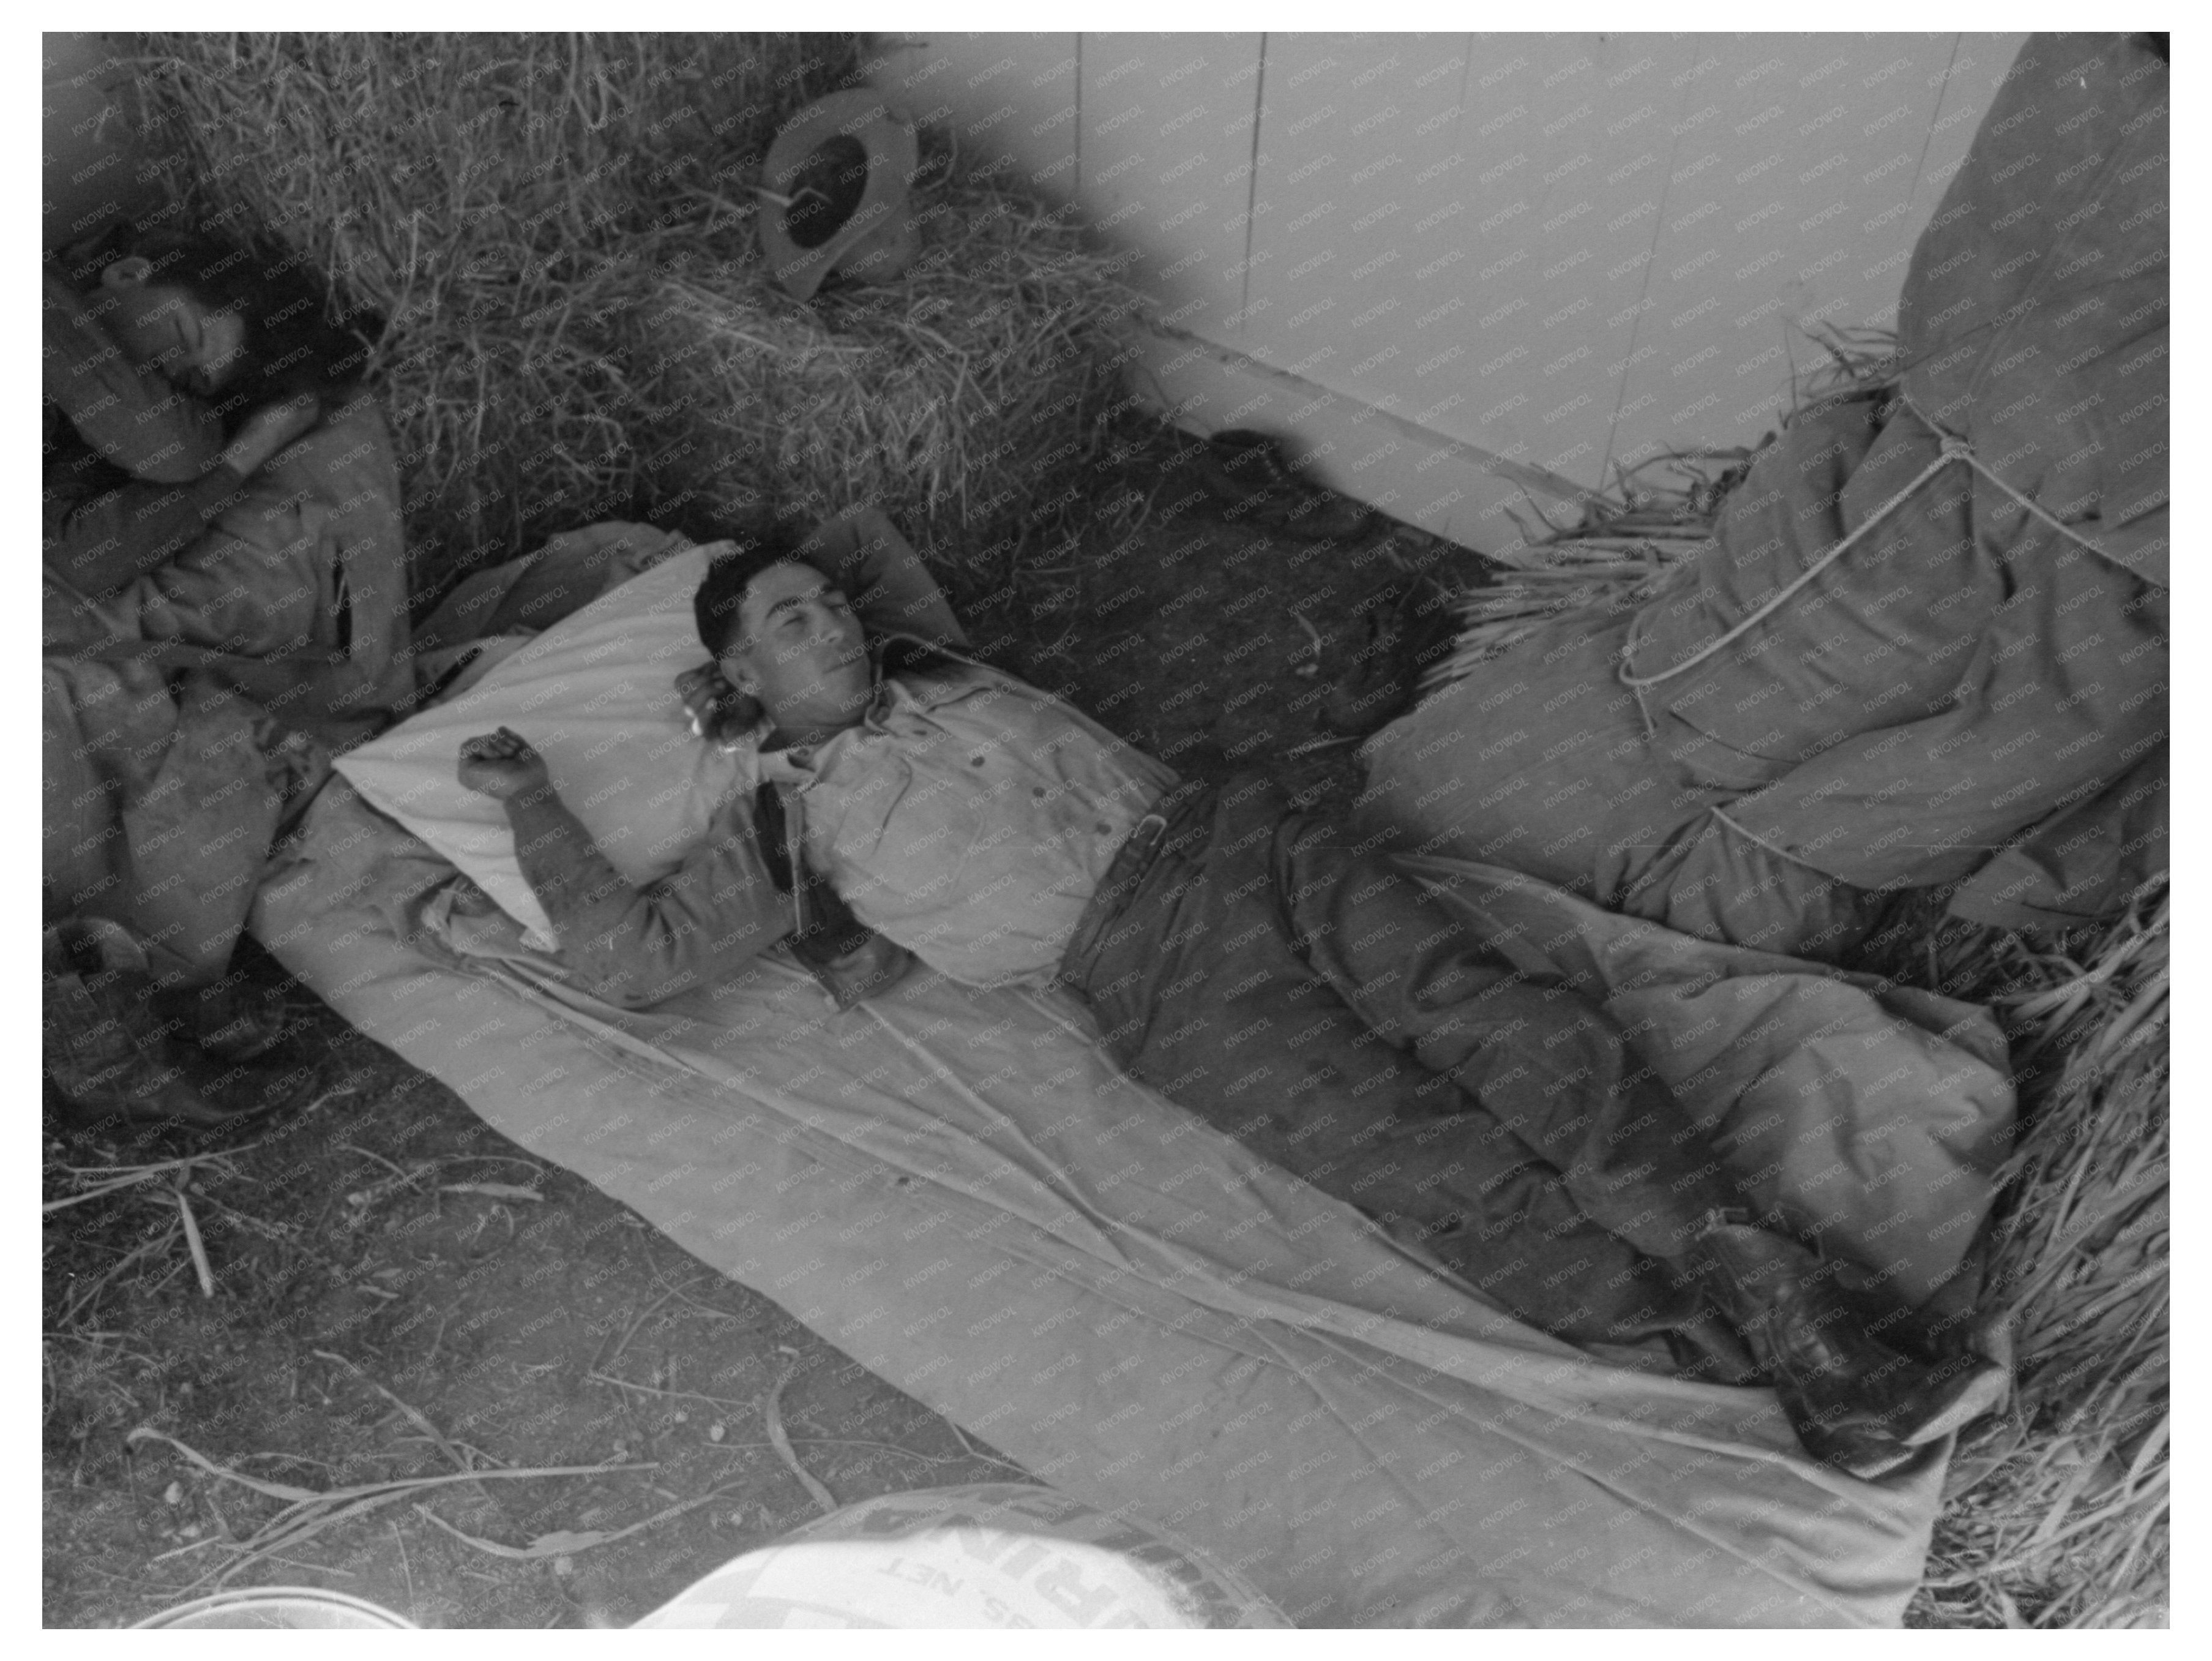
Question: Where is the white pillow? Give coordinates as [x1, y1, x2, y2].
[335, 541, 752, 948]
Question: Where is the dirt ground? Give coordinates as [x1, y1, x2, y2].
[42, 431, 1485, 1628]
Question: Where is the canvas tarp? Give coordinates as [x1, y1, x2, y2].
[1358, 32, 2167, 951]
[252, 774, 1986, 1627]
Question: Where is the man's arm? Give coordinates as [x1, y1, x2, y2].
[47, 396, 325, 599]
[64, 640, 388, 735]
[47, 465, 253, 594]
[460, 729, 791, 1007]
[800, 506, 968, 650]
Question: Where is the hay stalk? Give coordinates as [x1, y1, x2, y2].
[1422, 324, 1900, 691]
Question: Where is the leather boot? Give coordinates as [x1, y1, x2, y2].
[42, 920, 237, 1129]
[1694, 1212, 2008, 1479]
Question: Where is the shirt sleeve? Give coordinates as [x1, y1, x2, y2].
[503, 785, 793, 1007]
[45, 463, 254, 599]
[801, 505, 968, 649]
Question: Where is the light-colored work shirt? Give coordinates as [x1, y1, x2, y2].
[757, 648, 1175, 987]
[503, 511, 1176, 1008]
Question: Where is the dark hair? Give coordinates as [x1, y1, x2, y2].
[693, 528, 815, 658]
[119, 228, 384, 421]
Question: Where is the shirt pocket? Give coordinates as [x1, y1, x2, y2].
[818, 753, 970, 912]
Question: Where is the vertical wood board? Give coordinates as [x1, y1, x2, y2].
[1076, 32, 1267, 340]
[1606, 34, 2026, 473]
[861, 32, 2036, 546]
[870, 31, 1083, 203]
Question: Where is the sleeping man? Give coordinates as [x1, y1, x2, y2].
[457, 512, 2002, 1478]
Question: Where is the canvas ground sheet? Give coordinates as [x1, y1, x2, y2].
[253, 776, 1976, 1627]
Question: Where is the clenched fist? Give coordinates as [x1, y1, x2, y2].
[457, 726, 551, 801]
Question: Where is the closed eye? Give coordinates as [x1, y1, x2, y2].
[792, 593, 851, 629]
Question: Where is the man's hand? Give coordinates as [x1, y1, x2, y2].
[675, 662, 760, 744]
[220, 392, 322, 479]
[458, 726, 553, 801]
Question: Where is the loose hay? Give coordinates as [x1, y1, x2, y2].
[123, 31, 1143, 603]
[127, 1426, 659, 1594]
[1898, 888, 2169, 1628]
[1424, 324, 1895, 691]
[1417, 329, 2168, 1626]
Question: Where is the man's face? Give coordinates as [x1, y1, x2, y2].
[100, 271, 248, 396]
[722, 561, 872, 729]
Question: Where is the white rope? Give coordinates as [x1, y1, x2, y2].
[1616, 397, 2117, 693]
[1618, 437, 1965, 691]
[1955, 433, 2120, 567]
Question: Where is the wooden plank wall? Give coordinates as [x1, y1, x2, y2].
[870, 31, 2027, 555]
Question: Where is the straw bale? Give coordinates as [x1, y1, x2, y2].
[615, 183, 1144, 583]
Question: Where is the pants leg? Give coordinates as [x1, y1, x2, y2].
[1071, 782, 1739, 1360]
[1268, 798, 1755, 1261]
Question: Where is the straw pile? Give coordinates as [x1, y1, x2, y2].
[1415, 447, 1742, 690]
[122, 32, 1143, 602]
[1422, 332, 2169, 1626]
[1424, 326, 1899, 691]
[1899, 887, 2169, 1627]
